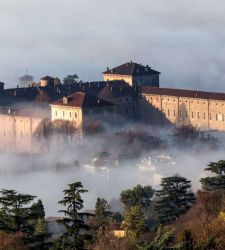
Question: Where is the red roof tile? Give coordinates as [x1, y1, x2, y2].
[50, 92, 113, 108]
[141, 87, 225, 101]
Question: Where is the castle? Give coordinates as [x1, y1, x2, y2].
[0, 61, 225, 153]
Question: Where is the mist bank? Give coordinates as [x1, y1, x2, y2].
[0, 125, 224, 216]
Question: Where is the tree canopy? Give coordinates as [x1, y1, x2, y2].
[201, 160, 225, 191]
[120, 184, 155, 211]
[156, 175, 195, 224]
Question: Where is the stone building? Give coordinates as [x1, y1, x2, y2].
[103, 61, 160, 87]
[140, 86, 225, 131]
[0, 107, 49, 153]
[50, 92, 113, 135]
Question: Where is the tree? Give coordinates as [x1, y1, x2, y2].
[120, 184, 155, 211]
[63, 74, 79, 85]
[95, 198, 111, 233]
[0, 189, 36, 234]
[55, 181, 91, 250]
[156, 175, 195, 224]
[123, 205, 146, 241]
[201, 160, 225, 191]
[31, 199, 45, 219]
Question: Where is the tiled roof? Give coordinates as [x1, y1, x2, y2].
[51, 92, 113, 108]
[41, 76, 55, 81]
[141, 87, 225, 101]
[103, 62, 160, 76]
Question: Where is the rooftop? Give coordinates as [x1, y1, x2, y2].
[141, 86, 225, 101]
[103, 62, 161, 76]
[51, 92, 113, 108]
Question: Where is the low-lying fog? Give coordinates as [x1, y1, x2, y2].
[0, 129, 224, 216]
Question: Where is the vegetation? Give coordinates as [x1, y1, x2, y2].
[2, 160, 225, 249]
[201, 160, 225, 191]
[53, 181, 91, 250]
[120, 184, 155, 212]
[63, 74, 79, 85]
[156, 175, 195, 224]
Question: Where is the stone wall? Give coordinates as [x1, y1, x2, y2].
[141, 93, 225, 131]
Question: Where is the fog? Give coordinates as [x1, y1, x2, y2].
[1, 0, 225, 91]
[0, 127, 224, 216]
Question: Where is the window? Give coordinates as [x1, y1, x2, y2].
[192, 112, 194, 118]
[55, 110, 57, 117]
[179, 111, 182, 117]
[63, 111, 65, 117]
[197, 112, 200, 119]
[168, 109, 170, 117]
[70, 112, 71, 118]
[203, 113, 206, 120]
[223, 115, 225, 121]
[186, 111, 188, 118]
[216, 114, 218, 121]
[75, 112, 77, 118]
[174, 110, 176, 116]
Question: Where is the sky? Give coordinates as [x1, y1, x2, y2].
[1, 0, 225, 91]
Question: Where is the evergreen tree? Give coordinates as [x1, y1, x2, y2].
[120, 184, 155, 211]
[123, 205, 146, 241]
[95, 198, 111, 233]
[201, 160, 225, 191]
[156, 175, 195, 224]
[0, 189, 36, 234]
[56, 181, 91, 250]
[31, 199, 45, 219]
[63, 74, 79, 85]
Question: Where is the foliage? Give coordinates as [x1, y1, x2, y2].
[156, 175, 195, 224]
[95, 198, 111, 234]
[176, 229, 196, 250]
[123, 205, 146, 241]
[63, 74, 79, 85]
[172, 191, 225, 250]
[201, 160, 225, 191]
[137, 227, 174, 250]
[173, 125, 199, 141]
[120, 184, 155, 211]
[33, 118, 77, 150]
[55, 181, 91, 250]
[31, 199, 45, 219]
[0, 231, 29, 250]
[0, 189, 36, 234]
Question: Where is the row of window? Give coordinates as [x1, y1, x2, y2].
[166, 109, 225, 121]
[55, 110, 78, 119]
[2, 130, 30, 137]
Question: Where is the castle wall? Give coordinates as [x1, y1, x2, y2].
[141, 93, 225, 131]
[0, 114, 44, 153]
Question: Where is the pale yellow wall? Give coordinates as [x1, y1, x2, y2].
[103, 74, 133, 86]
[0, 114, 43, 153]
[51, 105, 82, 128]
[142, 93, 225, 131]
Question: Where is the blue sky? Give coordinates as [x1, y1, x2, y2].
[1, 0, 225, 91]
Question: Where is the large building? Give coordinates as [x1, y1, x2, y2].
[103, 62, 160, 87]
[1, 61, 225, 153]
[140, 87, 225, 131]
[50, 92, 113, 135]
